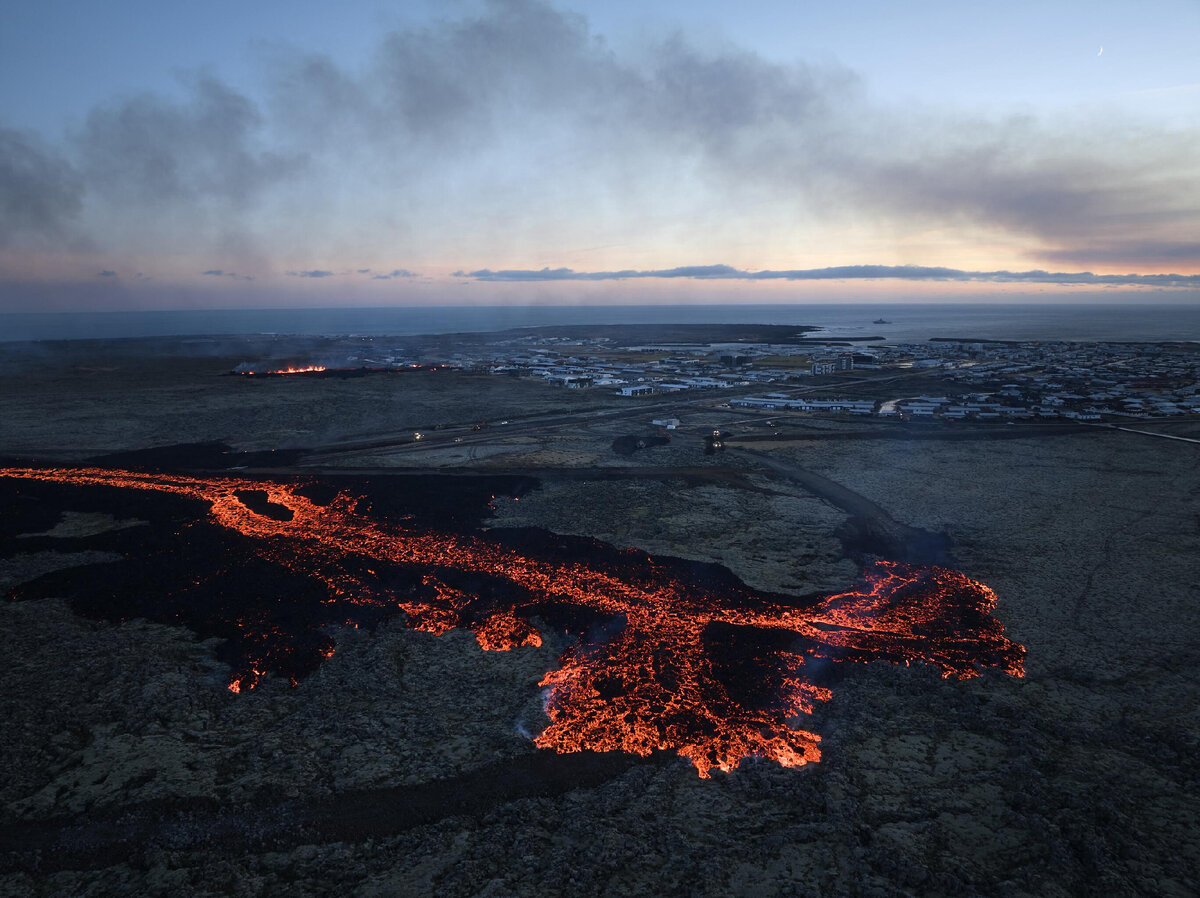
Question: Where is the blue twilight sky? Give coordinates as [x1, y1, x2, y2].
[1, 0, 1198, 310]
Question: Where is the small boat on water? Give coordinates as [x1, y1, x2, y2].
[873, 318, 891, 324]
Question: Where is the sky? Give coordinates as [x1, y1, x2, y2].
[1, 0, 1198, 311]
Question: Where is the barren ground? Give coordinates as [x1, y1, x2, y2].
[1, 338, 1197, 897]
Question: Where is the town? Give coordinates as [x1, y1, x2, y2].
[377, 333, 1200, 423]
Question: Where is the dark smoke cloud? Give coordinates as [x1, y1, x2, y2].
[1035, 242, 1200, 266]
[265, 0, 858, 189]
[75, 77, 299, 208]
[253, 1, 1200, 270]
[0, 128, 85, 248]
[465, 264, 1200, 288]
[0, 0, 1196, 276]
[850, 130, 1200, 262]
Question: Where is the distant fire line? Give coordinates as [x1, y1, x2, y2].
[238, 365, 327, 376]
[231, 363, 455, 377]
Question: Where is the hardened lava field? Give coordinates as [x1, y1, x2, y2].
[1, 465, 1024, 778]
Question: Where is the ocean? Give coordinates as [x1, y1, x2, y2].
[2, 303, 1199, 344]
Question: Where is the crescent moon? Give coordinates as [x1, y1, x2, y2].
[1098, 46, 1103, 56]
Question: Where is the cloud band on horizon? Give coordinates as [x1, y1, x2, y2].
[460, 264, 1200, 288]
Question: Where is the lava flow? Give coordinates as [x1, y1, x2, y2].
[232, 363, 456, 378]
[236, 365, 327, 376]
[1, 465, 1025, 778]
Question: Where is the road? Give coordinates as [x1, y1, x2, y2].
[1080, 421, 1200, 445]
[300, 370, 939, 463]
[730, 448, 952, 564]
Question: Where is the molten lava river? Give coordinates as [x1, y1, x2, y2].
[1, 466, 1025, 777]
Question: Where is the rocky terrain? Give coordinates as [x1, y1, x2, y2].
[1, 337, 1197, 897]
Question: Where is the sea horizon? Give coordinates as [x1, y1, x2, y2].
[3, 302, 1200, 345]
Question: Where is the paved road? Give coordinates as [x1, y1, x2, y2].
[730, 448, 953, 564]
[300, 370, 939, 463]
[1080, 421, 1200, 445]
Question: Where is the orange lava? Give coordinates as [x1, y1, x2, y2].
[237, 365, 327, 376]
[1, 465, 1025, 777]
[275, 365, 325, 374]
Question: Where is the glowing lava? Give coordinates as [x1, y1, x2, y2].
[237, 365, 327, 376]
[1, 465, 1025, 777]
